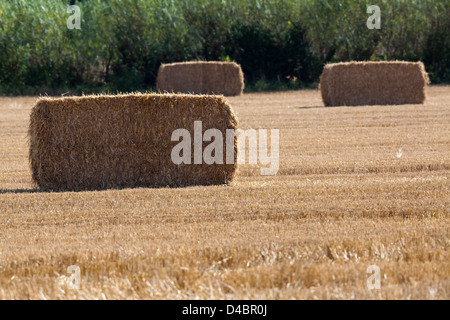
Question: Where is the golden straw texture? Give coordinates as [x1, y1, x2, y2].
[28, 93, 238, 191]
[157, 61, 245, 96]
[320, 61, 429, 106]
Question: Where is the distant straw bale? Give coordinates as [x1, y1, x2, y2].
[29, 93, 238, 191]
[319, 61, 429, 106]
[157, 61, 245, 96]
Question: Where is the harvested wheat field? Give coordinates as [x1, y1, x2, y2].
[0, 87, 449, 300]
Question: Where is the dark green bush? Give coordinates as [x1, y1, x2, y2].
[0, 0, 449, 95]
[422, 1, 450, 83]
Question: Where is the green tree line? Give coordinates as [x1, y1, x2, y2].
[0, 0, 448, 94]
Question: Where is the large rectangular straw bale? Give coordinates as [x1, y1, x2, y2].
[157, 61, 245, 96]
[319, 61, 429, 106]
[29, 93, 238, 191]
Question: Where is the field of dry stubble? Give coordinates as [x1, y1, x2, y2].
[0, 87, 449, 299]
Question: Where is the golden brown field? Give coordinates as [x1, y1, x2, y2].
[0, 87, 449, 300]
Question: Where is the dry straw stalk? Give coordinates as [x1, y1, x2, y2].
[319, 61, 429, 106]
[157, 61, 245, 96]
[29, 93, 238, 191]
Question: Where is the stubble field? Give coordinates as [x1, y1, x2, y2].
[0, 87, 448, 299]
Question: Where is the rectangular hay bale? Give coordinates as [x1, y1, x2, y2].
[157, 61, 245, 96]
[29, 93, 238, 191]
[319, 61, 429, 106]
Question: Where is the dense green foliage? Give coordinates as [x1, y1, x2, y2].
[0, 0, 448, 94]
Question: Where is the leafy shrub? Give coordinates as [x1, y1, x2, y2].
[0, 0, 449, 95]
